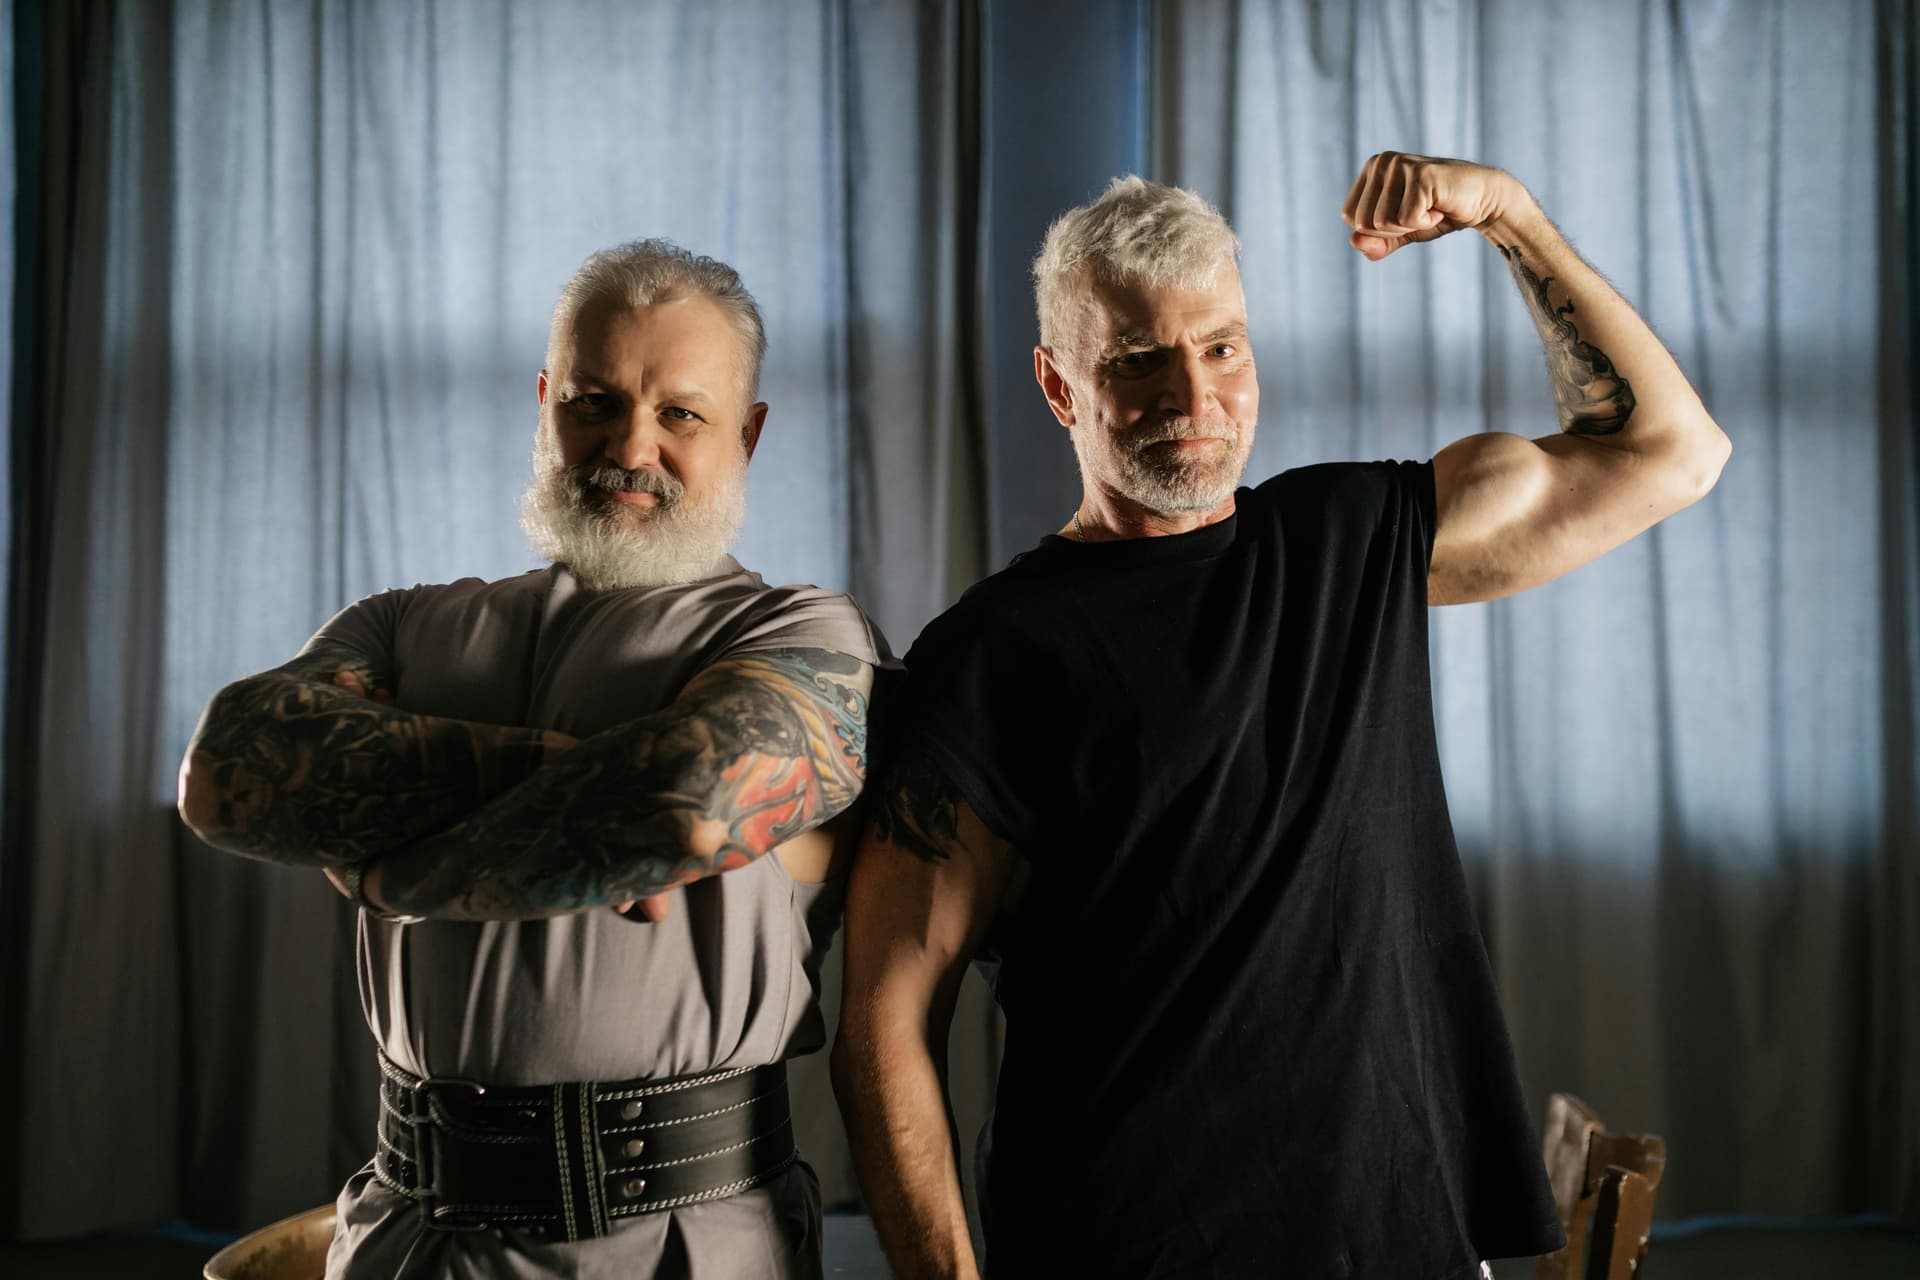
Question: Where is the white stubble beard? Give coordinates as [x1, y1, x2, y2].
[1072, 412, 1253, 516]
[518, 421, 748, 591]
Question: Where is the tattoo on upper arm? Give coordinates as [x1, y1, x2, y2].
[871, 753, 967, 865]
[1499, 244, 1637, 437]
[375, 646, 874, 917]
[182, 641, 536, 866]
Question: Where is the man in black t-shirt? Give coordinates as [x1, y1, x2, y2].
[832, 154, 1729, 1279]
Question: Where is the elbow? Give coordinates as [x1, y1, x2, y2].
[1688, 419, 1732, 500]
[1653, 416, 1731, 510]
[176, 749, 219, 838]
[175, 675, 275, 844]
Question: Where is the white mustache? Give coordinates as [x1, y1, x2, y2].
[573, 460, 684, 505]
[1129, 419, 1238, 447]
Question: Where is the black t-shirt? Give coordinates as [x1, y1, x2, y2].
[897, 461, 1564, 1279]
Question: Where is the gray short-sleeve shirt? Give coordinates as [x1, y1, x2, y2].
[316, 561, 889, 1279]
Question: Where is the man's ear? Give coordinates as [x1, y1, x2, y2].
[1034, 347, 1077, 428]
[742, 402, 769, 460]
[538, 369, 550, 406]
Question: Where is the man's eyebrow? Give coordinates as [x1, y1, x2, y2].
[1099, 324, 1248, 357]
[557, 375, 715, 406]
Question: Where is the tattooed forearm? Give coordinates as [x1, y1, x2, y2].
[1499, 244, 1637, 436]
[371, 647, 874, 919]
[871, 753, 966, 865]
[178, 641, 556, 867]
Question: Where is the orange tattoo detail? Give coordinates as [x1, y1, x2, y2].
[719, 752, 819, 855]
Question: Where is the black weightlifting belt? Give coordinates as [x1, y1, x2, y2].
[372, 1051, 796, 1240]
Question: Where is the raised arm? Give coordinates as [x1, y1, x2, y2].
[177, 638, 570, 867]
[832, 753, 1014, 1280]
[362, 646, 873, 921]
[1341, 151, 1732, 604]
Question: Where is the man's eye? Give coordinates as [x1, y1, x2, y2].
[568, 393, 613, 417]
[663, 406, 703, 423]
[1210, 344, 1237, 358]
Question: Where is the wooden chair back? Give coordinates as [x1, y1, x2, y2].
[1534, 1092, 1666, 1280]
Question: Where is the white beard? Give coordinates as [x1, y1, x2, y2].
[1074, 415, 1251, 515]
[519, 434, 747, 591]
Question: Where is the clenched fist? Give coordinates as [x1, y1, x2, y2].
[1340, 152, 1521, 261]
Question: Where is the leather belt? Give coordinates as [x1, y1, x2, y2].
[372, 1051, 797, 1240]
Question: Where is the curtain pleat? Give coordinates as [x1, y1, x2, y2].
[1870, 0, 1919, 1224]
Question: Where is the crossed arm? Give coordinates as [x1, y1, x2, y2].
[176, 639, 568, 868]
[178, 643, 873, 920]
[832, 754, 1012, 1280]
[1341, 152, 1733, 604]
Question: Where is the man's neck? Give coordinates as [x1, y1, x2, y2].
[1063, 489, 1238, 542]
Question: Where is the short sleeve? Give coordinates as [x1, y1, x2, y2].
[296, 587, 416, 680]
[709, 585, 896, 671]
[890, 597, 1067, 851]
[1396, 458, 1438, 574]
[1260, 457, 1436, 584]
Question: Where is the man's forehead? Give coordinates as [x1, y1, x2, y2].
[556, 294, 746, 388]
[1087, 268, 1247, 344]
[567, 292, 724, 347]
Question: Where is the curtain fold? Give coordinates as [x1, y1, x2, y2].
[1870, 0, 1919, 1224]
[1154, 0, 1917, 1223]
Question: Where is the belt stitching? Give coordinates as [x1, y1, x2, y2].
[375, 1130, 421, 1173]
[371, 1149, 426, 1203]
[605, 1116, 792, 1175]
[426, 1206, 558, 1224]
[601, 1085, 782, 1134]
[606, 1150, 798, 1218]
[551, 1084, 577, 1243]
[578, 1080, 610, 1236]
[596, 1065, 757, 1100]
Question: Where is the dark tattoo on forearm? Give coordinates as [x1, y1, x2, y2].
[1499, 244, 1636, 436]
[872, 753, 967, 865]
[180, 641, 550, 867]
[372, 647, 873, 919]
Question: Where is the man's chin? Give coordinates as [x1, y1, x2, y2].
[1121, 463, 1245, 514]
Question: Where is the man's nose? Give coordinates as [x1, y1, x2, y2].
[1159, 350, 1215, 419]
[603, 415, 663, 472]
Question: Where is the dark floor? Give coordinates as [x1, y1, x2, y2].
[2, 1215, 1916, 1277]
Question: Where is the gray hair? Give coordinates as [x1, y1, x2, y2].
[1032, 176, 1241, 365]
[545, 238, 768, 401]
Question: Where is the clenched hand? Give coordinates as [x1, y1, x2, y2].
[1341, 151, 1520, 261]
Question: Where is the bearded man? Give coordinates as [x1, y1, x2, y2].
[179, 240, 887, 1278]
[833, 154, 1730, 1278]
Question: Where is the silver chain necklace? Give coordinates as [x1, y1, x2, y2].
[1073, 508, 1088, 542]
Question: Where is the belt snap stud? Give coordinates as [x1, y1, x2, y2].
[622, 1178, 647, 1199]
[621, 1099, 644, 1121]
[624, 1138, 645, 1158]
